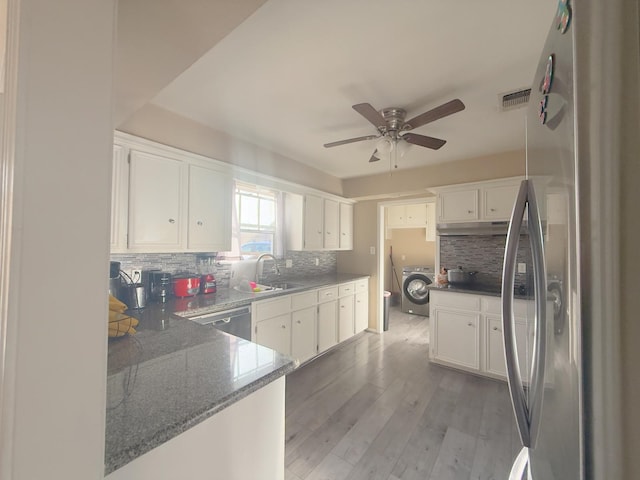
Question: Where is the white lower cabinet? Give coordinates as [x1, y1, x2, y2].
[355, 291, 368, 332]
[432, 309, 480, 370]
[485, 316, 530, 380]
[430, 290, 545, 381]
[338, 295, 355, 342]
[255, 314, 291, 356]
[317, 285, 339, 353]
[252, 279, 368, 364]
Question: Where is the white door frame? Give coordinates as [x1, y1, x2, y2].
[375, 197, 435, 332]
[0, 0, 20, 476]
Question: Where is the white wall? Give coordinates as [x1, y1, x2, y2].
[0, 1, 115, 479]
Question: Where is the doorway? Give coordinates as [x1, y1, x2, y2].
[376, 197, 436, 331]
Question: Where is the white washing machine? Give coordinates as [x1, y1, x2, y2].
[401, 266, 434, 316]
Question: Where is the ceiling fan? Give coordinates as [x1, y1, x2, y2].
[323, 99, 465, 163]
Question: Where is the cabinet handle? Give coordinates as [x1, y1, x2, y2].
[467, 322, 474, 327]
[341, 305, 345, 309]
[197, 220, 203, 226]
[168, 218, 176, 224]
[317, 230, 322, 234]
[467, 210, 473, 214]
[296, 320, 301, 324]
[342, 232, 346, 236]
[490, 208, 496, 212]
[281, 325, 286, 329]
[493, 326, 501, 331]
[327, 231, 331, 235]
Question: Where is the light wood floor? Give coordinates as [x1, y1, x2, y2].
[285, 306, 521, 480]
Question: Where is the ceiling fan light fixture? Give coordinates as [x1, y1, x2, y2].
[376, 136, 394, 155]
[396, 138, 410, 157]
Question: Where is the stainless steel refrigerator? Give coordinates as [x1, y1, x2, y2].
[501, 2, 583, 478]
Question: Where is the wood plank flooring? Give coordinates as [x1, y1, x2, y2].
[285, 306, 520, 480]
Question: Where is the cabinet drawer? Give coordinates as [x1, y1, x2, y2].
[430, 291, 480, 311]
[291, 290, 317, 310]
[338, 283, 355, 297]
[355, 279, 368, 292]
[254, 297, 291, 321]
[318, 286, 339, 302]
[483, 296, 529, 317]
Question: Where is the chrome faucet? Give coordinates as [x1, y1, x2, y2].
[255, 254, 281, 282]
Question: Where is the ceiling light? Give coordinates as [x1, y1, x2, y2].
[376, 136, 394, 155]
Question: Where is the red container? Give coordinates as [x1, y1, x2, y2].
[173, 275, 200, 298]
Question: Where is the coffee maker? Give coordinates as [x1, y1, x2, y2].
[150, 271, 172, 303]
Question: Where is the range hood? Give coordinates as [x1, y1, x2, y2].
[436, 221, 526, 236]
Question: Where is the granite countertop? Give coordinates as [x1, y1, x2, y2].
[169, 273, 371, 318]
[105, 273, 369, 474]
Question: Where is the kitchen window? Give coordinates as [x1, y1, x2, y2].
[222, 181, 283, 258]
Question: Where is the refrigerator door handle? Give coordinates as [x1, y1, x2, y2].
[509, 447, 530, 480]
[502, 179, 531, 447]
[526, 180, 548, 449]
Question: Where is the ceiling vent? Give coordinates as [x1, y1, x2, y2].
[499, 88, 531, 111]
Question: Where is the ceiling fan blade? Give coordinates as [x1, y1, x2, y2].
[352, 103, 387, 129]
[402, 132, 447, 149]
[369, 150, 380, 162]
[404, 99, 465, 130]
[323, 134, 379, 148]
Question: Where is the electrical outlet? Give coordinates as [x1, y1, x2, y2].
[517, 263, 527, 274]
[126, 268, 142, 283]
[369, 246, 375, 255]
[315, 258, 319, 266]
[285, 259, 293, 268]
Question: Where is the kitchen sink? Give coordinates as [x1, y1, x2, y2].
[233, 282, 304, 294]
[267, 282, 304, 290]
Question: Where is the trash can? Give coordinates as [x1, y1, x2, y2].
[383, 291, 392, 331]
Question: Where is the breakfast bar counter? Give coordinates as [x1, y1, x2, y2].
[105, 273, 369, 475]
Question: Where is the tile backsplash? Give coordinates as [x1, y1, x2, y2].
[439, 235, 532, 290]
[110, 251, 337, 288]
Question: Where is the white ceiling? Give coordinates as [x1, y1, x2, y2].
[151, 0, 557, 179]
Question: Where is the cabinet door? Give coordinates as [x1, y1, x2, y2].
[255, 314, 291, 356]
[405, 203, 427, 226]
[339, 202, 353, 250]
[483, 184, 520, 220]
[110, 144, 128, 251]
[188, 164, 232, 251]
[354, 291, 368, 333]
[304, 195, 323, 250]
[128, 150, 185, 249]
[387, 204, 405, 227]
[432, 309, 480, 369]
[317, 300, 337, 353]
[323, 199, 339, 250]
[486, 316, 529, 380]
[338, 295, 355, 342]
[438, 189, 479, 222]
[425, 202, 436, 241]
[291, 307, 317, 363]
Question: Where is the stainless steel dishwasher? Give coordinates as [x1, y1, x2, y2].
[187, 305, 252, 341]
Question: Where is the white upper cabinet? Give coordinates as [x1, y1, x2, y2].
[113, 133, 233, 253]
[482, 183, 520, 220]
[284, 193, 354, 251]
[187, 164, 232, 251]
[438, 189, 479, 223]
[303, 194, 324, 250]
[387, 202, 431, 228]
[433, 177, 524, 224]
[110, 143, 128, 252]
[128, 149, 186, 250]
[339, 202, 353, 250]
[323, 199, 339, 250]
